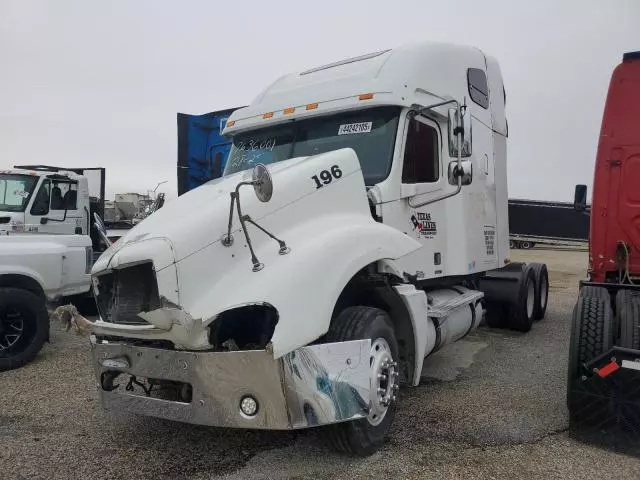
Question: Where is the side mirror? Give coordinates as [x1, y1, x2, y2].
[252, 163, 273, 202]
[574, 184, 587, 211]
[448, 107, 472, 157]
[40, 217, 48, 225]
[448, 160, 473, 186]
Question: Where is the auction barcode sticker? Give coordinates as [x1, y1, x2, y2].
[338, 122, 373, 135]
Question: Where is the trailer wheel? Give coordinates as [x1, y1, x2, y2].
[616, 290, 640, 349]
[509, 240, 516, 249]
[567, 293, 613, 407]
[530, 263, 549, 321]
[320, 306, 398, 456]
[520, 241, 533, 249]
[0, 288, 49, 372]
[506, 265, 537, 332]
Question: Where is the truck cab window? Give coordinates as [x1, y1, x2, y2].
[30, 180, 51, 216]
[0, 174, 38, 212]
[224, 106, 401, 186]
[467, 68, 489, 109]
[402, 118, 439, 183]
[51, 181, 78, 210]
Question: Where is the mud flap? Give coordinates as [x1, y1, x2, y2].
[568, 346, 640, 453]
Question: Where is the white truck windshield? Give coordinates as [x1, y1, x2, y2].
[0, 174, 38, 212]
[224, 106, 401, 185]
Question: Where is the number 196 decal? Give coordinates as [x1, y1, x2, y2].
[312, 165, 343, 189]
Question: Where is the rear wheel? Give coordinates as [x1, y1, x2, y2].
[320, 306, 399, 456]
[484, 300, 507, 328]
[520, 241, 533, 249]
[579, 285, 611, 302]
[506, 266, 537, 332]
[530, 263, 549, 321]
[616, 290, 640, 349]
[567, 292, 613, 408]
[0, 288, 49, 372]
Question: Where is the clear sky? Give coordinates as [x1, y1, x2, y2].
[1, 0, 638, 201]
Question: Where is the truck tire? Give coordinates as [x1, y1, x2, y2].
[579, 285, 610, 302]
[0, 288, 49, 372]
[484, 300, 507, 328]
[616, 290, 640, 349]
[520, 241, 533, 249]
[320, 306, 399, 456]
[567, 293, 613, 407]
[506, 265, 537, 332]
[530, 263, 549, 321]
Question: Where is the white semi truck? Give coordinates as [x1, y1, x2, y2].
[84, 41, 549, 455]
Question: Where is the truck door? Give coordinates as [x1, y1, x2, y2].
[608, 146, 640, 259]
[26, 177, 84, 234]
[382, 114, 447, 279]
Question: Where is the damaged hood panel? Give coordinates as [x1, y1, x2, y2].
[90, 148, 422, 356]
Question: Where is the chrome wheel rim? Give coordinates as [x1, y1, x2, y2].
[526, 280, 535, 318]
[368, 338, 398, 426]
[540, 276, 548, 310]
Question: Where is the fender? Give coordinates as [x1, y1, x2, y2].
[188, 219, 422, 358]
[0, 267, 47, 297]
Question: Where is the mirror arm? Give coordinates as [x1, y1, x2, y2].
[408, 100, 464, 209]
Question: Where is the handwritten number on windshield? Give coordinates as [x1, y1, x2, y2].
[229, 138, 277, 169]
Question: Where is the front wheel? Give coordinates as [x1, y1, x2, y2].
[320, 306, 399, 456]
[0, 288, 49, 372]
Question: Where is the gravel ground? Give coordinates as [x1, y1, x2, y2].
[2, 247, 639, 479]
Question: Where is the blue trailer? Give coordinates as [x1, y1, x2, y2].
[176, 107, 242, 196]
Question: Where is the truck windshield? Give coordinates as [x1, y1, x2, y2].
[224, 106, 401, 185]
[0, 174, 38, 212]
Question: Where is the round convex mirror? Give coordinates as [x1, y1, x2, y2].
[252, 163, 273, 203]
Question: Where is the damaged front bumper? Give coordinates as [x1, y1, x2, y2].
[90, 337, 371, 429]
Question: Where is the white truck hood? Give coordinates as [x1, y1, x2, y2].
[93, 155, 311, 272]
[91, 148, 422, 357]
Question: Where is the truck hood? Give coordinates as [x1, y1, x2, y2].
[90, 148, 422, 357]
[93, 152, 345, 272]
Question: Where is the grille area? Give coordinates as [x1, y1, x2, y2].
[95, 262, 161, 325]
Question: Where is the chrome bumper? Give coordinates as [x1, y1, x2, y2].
[90, 338, 370, 429]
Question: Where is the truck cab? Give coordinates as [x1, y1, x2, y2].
[567, 50, 640, 438]
[0, 165, 107, 248]
[85, 41, 546, 455]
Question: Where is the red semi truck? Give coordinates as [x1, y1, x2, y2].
[567, 50, 640, 438]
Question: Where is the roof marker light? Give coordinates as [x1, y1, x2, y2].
[263, 112, 274, 119]
[226, 120, 236, 127]
[284, 107, 295, 114]
[306, 103, 318, 110]
[359, 93, 374, 100]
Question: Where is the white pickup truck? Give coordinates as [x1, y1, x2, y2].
[0, 233, 92, 371]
